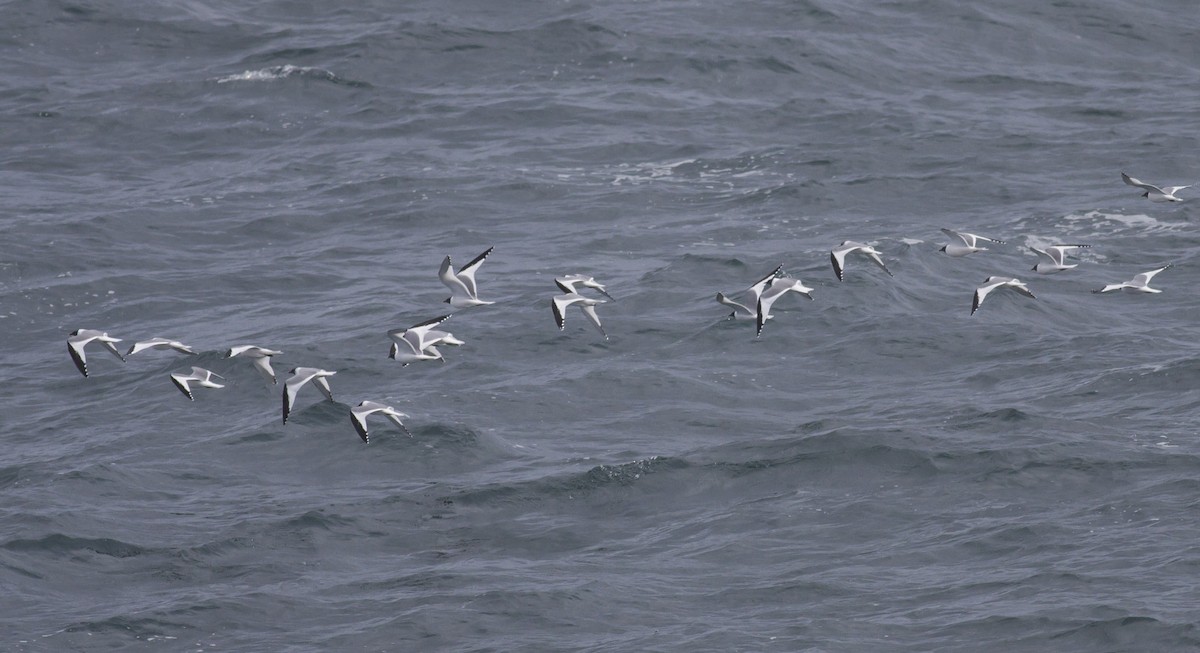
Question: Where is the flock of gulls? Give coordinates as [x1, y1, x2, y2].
[66, 172, 1186, 443]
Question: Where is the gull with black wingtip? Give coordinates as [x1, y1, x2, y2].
[556, 274, 615, 301]
[831, 241, 893, 281]
[1122, 172, 1190, 203]
[282, 367, 336, 425]
[716, 263, 783, 321]
[170, 367, 224, 401]
[67, 329, 126, 378]
[971, 276, 1036, 315]
[350, 401, 411, 444]
[755, 277, 814, 337]
[388, 315, 453, 366]
[226, 345, 284, 384]
[1030, 244, 1091, 274]
[1094, 264, 1172, 294]
[126, 338, 196, 358]
[939, 228, 1006, 257]
[552, 292, 607, 340]
[440, 246, 495, 308]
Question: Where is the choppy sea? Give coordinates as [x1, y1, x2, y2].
[3, 1, 1200, 650]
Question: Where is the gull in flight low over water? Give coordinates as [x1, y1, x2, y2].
[555, 274, 615, 301]
[170, 367, 224, 401]
[1122, 172, 1190, 203]
[282, 367, 336, 425]
[67, 329, 126, 377]
[716, 263, 783, 320]
[1094, 264, 1171, 294]
[939, 228, 1006, 257]
[756, 277, 814, 337]
[1030, 244, 1090, 274]
[971, 276, 1036, 315]
[831, 241, 893, 281]
[226, 345, 283, 384]
[552, 293, 607, 340]
[125, 338, 196, 358]
[350, 401, 411, 444]
[440, 246, 495, 308]
[388, 314, 453, 365]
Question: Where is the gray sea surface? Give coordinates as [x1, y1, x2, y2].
[3, 0, 1200, 650]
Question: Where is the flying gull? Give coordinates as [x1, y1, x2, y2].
[1122, 172, 1190, 203]
[282, 367, 336, 425]
[226, 345, 283, 384]
[939, 228, 1006, 257]
[555, 274, 615, 301]
[1030, 244, 1091, 274]
[350, 401, 412, 444]
[552, 292, 607, 340]
[831, 241, 893, 281]
[716, 263, 784, 320]
[1094, 264, 1171, 294]
[971, 276, 1036, 315]
[170, 367, 224, 401]
[755, 277, 814, 337]
[67, 329, 126, 377]
[388, 315, 452, 365]
[126, 338, 196, 358]
[440, 246, 495, 308]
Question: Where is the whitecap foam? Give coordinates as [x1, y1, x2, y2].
[215, 65, 341, 84]
[1058, 210, 1186, 236]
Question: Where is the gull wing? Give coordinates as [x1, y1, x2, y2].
[1122, 172, 1164, 194]
[552, 294, 582, 330]
[314, 376, 334, 402]
[715, 292, 751, 317]
[350, 402, 381, 443]
[282, 369, 317, 424]
[103, 339, 128, 361]
[455, 246, 494, 298]
[863, 250, 894, 277]
[941, 228, 971, 246]
[1029, 246, 1057, 265]
[68, 340, 89, 377]
[748, 263, 785, 297]
[1132, 265, 1171, 287]
[438, 255, 470, 296]
[971, 278, 1006, 315]
[251, 356, 277, 384]
[170, 374, 195, 400]
[580, 304, 607, 340]
[384, 411, 412, 437]
[830, 247, 850, 281]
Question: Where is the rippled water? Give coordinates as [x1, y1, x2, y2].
[3, 1, 1200, 650]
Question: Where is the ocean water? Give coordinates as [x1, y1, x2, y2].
[3, 0, 1200, 650]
